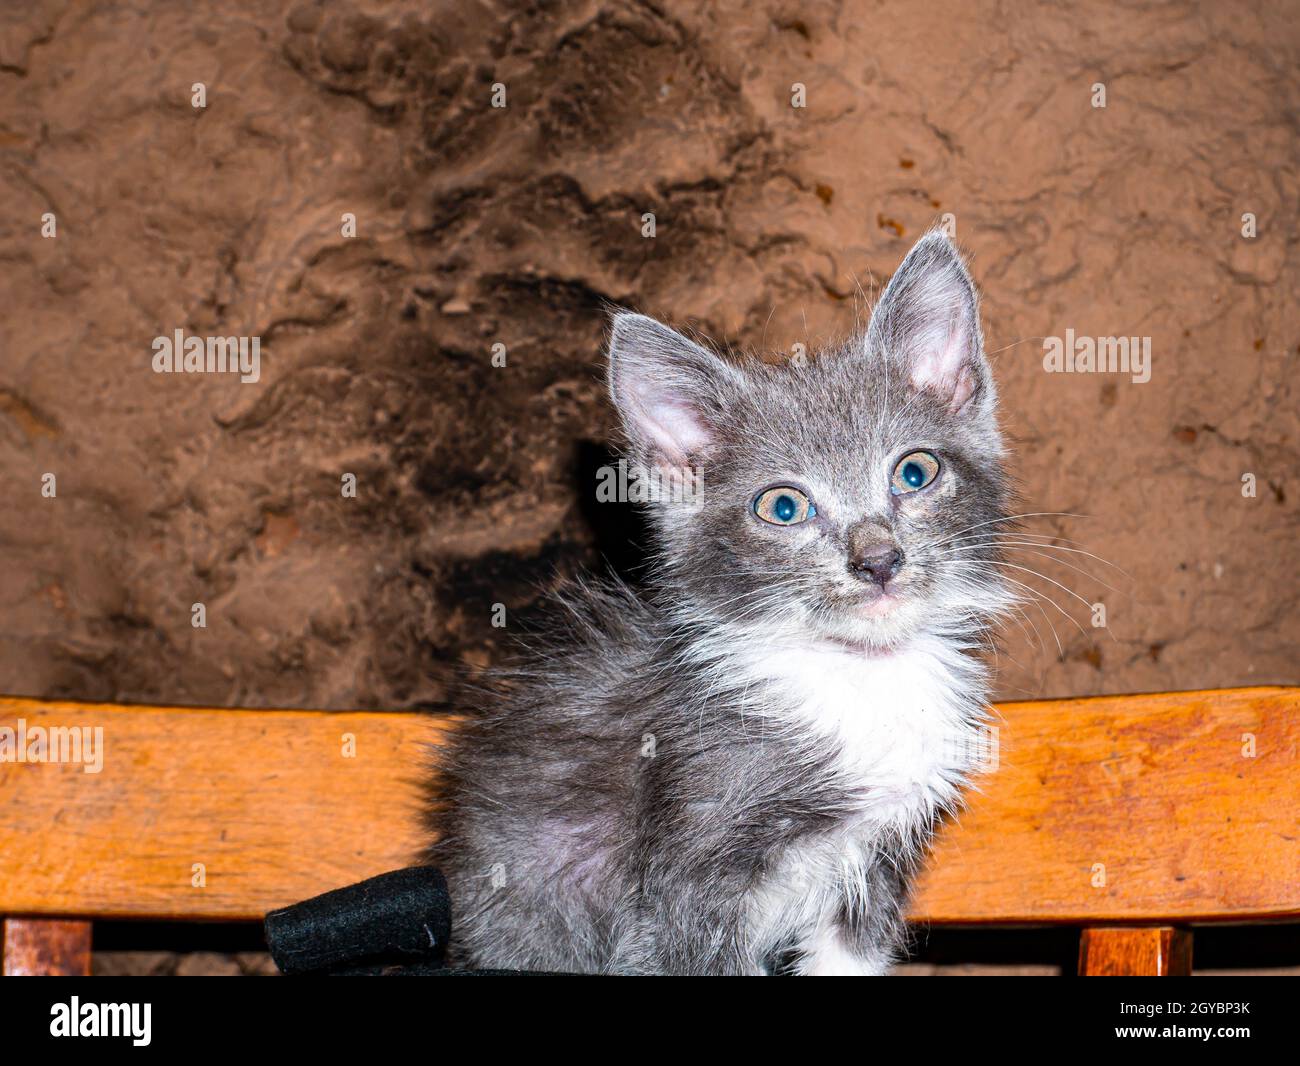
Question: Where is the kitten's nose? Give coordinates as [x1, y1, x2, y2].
[849, 543, 904, 587]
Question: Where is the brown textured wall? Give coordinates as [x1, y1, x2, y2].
[1, 0, 1296, 717]
[2, 0, 1297, 980]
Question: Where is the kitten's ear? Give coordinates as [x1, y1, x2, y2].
[866, 230, 992, 416]
[607, 312, 742, 466]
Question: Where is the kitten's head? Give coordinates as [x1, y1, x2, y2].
[607, 230, 1012, 651]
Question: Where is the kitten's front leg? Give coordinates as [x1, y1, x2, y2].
[796, 924, 893, 976]
[797, 859, 914, 976]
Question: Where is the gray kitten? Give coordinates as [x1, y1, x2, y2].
[426, 230, 1014, 975]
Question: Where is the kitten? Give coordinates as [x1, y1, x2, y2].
[426, 230, 1014, 975]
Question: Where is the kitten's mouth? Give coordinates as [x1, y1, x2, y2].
[854, 592, 900, 618]
[814, 582, 922, 650]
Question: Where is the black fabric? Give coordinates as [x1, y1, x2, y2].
[264, 866, 452, 975]
[263, 866, 560, 975]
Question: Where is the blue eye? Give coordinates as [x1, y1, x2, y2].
[754, 486, 816, 525]
[891, 451, 940, 494]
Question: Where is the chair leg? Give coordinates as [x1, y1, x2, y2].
[2, 918, 93, 976]
[1078, 926, 1192, 975]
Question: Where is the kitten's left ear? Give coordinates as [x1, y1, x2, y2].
[866, 230, 993, 416]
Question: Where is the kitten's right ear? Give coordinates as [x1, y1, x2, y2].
[606, 312, 742, 467]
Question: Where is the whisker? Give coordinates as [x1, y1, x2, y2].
[930, 512, 1091, 549]
[940, 542, 1127, 598]
[997, 576, 1072, 654]
[993, 561, 1113, 643]
[937, 533, 1131, 577]
[994, 545, 1129, 598]
[944, 560, 1068, 656]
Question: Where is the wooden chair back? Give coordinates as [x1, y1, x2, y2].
[2, 687, 1296, 975]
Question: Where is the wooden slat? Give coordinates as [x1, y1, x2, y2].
[0, 699, 443, 920]
[1078, 926, 1193, 976]
[3, 918, 92, 975]
[913, 686, 1300, 923]
[0, 687, 1296, 924]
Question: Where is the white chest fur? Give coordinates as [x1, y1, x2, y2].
[737, 634, 987, 972]
[742, 633, 984, 832]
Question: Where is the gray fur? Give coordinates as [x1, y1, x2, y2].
[425, 230, 1013, 974]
